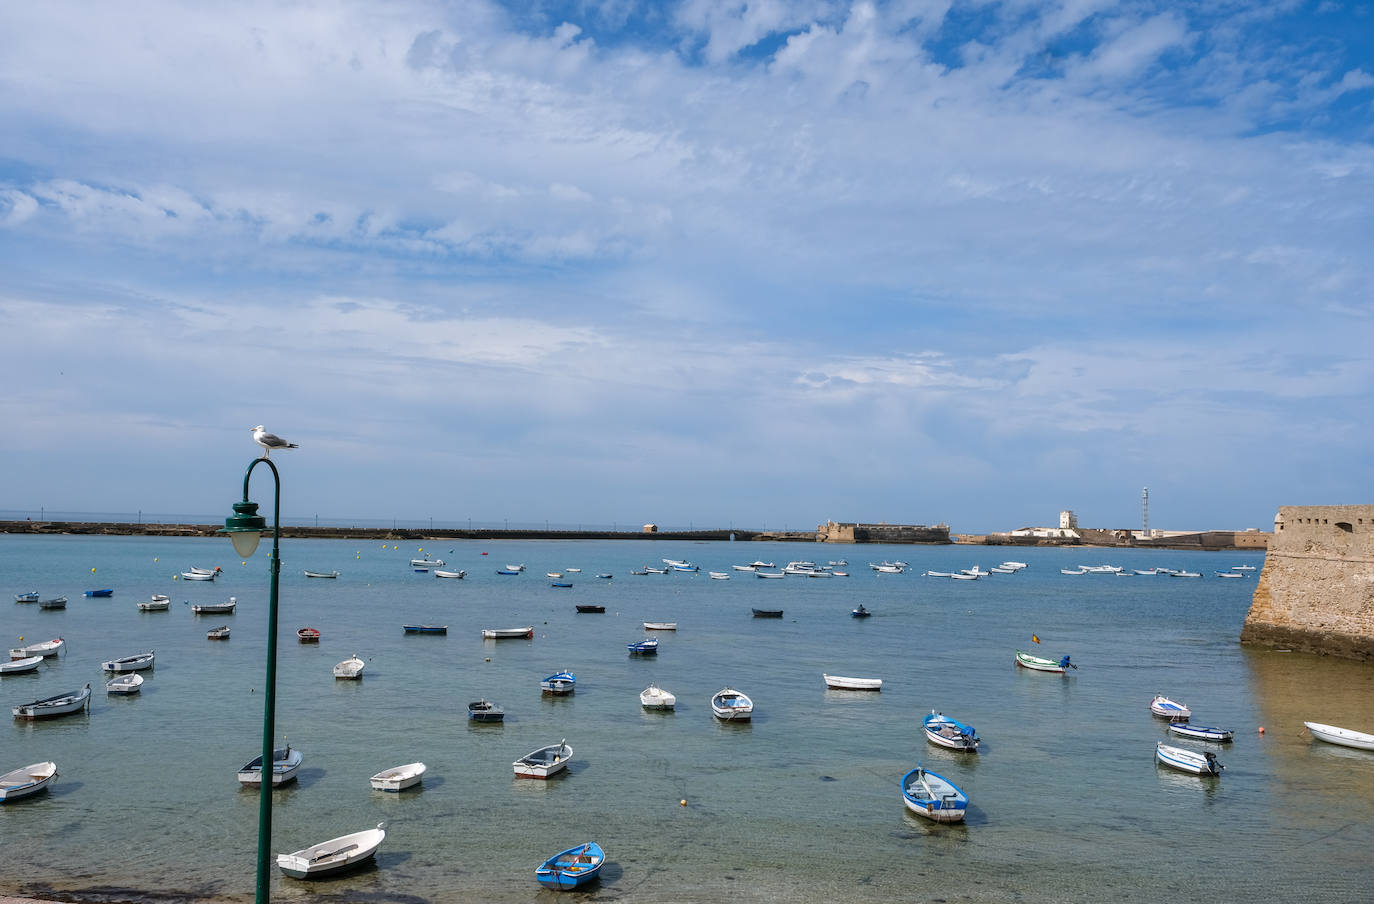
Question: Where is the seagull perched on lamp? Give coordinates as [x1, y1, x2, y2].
[252, 425, 298, 458]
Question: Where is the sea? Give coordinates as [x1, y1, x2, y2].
[3, 534, 1374, 903]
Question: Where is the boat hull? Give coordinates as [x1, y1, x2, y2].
[238, 747, 303, 785]
[12, 685, 91, 719]
[102, 652, 154, 672]
[923, 713, 979, 750]
[513, 743, 572, 779]
[0, 762, 58, 801]
[106, 674, 144, 694]
[712, 688, 754, 721]
[901, 767, 968, 823]
[370, 762, 425, 792]
[277, 824, 386, 879]
[0, 656, 43, 675]
[535, 842, 604, 889]
[823, 674, 882, 691]
[1015, 650, 1069, 672]
[1156, 743, 1222, 775]
[482, 627, 534, 639]
[1305, 721, 1374, 751]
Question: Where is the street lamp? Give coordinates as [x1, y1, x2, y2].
[218, 457, 282, 904]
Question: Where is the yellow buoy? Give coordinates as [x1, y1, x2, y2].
[679, 799, 687, 807]
[91, 567, 96, 573]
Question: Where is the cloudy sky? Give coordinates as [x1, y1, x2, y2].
[1, 1, 1370, 532]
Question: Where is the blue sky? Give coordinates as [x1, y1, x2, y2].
[1, 0, 1371, 533]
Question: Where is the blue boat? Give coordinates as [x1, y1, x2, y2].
[535, 841, 604, 890]
[541, 670, 576, 695]
[923, 711, 979, 751]
[851, 605, 871, 618]
[627, 638, 659, 655]
[497, 569, 521, 576]
[402, 624, 448, 634]
[550, 581, 573, 588]
[1167, 722, 1235, 742]
[900, 766, 968, 823]
[84, 589, 113, 598]
[596, 573, 613, 579]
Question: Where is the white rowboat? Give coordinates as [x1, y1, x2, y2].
[102, 651, 155, 672]
[106, 673, 144, 694]
[1305, 721, 1374, 751]
[0, 761, 58, 801]
[513, 740, 572, 779]
[1156, 742, 1223, 775]
[822, 674, 882, 691]
[278, 823, 386, 879]
[333, 655, 365, 679]
[369, 762, 426, 791]
[711, 687, 754, 721]
[0, 655, 42, 675]
[640, 685, 677, 709]
[13, 684, 91, 719]
[482, 626, 533, 639]
[9, 638, 64, 659]
[643, 622, 677, 631]
[238, 746, 303, 785]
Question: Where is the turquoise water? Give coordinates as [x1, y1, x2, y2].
[3, 535, 1373, 902]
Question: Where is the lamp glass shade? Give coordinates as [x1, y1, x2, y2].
[229, 529, 262, 558]
[220, 501, 267, 558]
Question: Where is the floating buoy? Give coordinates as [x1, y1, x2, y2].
[154, 557, 158, 562]
[484, 657, 491, 662]
[1258, 726, 1265, 734]
[91, 567, 96, 573]
[679, 799, 687, 807]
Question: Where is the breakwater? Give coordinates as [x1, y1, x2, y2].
[0, 520, 759, 542]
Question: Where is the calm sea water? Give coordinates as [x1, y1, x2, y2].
[3, 535, 1373, 903]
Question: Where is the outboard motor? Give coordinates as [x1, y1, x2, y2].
[1203, 751, 1222, 774]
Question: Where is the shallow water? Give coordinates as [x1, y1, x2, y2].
[3, 536, 1373, 902]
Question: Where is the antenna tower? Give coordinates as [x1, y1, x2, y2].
[1142, 487, 1149, 538]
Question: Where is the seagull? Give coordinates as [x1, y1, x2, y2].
[252, 425, 298, 458]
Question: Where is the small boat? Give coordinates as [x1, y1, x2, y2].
[39, 596, 67, 610]
[754, 571, 785, 579]
[191, 598, 236, 615]
[627, 638, 659, 655]
[640, 685, 676, 709]
[546, 572, 563, 579]
[402, 624, 448, 634]
[823, 674, 882, 691]
[851, 605, 871, 618]
[1134, 569, 1159, 576]
[101, 651, 154, 672]
[369, 762, 425, 792]
[597, 573, 613, 579]
[550, 581, 573, 588]
[496, 569, 521, 576]
[565, 568, 582, 573]
[948, 572, 977, 580]
[541, 670, 576, 695]
[482, 626, 534, 639]
[14, 592, 39, 603]
[468, 700, 505, 722]
[575, 605, 605, 614]
[1015, 650, 1075, 672]
[207, 625, 231, 640]
[106, 673, 144, 695]
[1156, 742, 1223, 775]
[643, 621, 677, 631]
[513, 740, 573, 779]
[1234, 564, 1257, 571]
[434, 570, 466, 579]
[413, 568, 428, 573]
[138, 595, 170, 611]
[709, 572, 730, 580]
[411, 558, 445, 567]
[1061, 568, 1086, 575]
[1002, 561, 1027, 569]
[13, 684, 91, 720]
[924, 571, 955, 578]
[1168, 722, 1234, 742]
[644, 567, 667, 574]
[535, 841, 604, 890]
[506, 564, 526, 572]
[832, 571, 849, 577]
[748, 561, 775, 569]
[9, 637, 64, 659]
[923, 711, 979, 750]
[900, 766, 968, 823]
[711, 687, 753, 721]
[180, 570, 217, 581]
[1215, 572, 1244, 578]
[0, 656, 43, 675]
[806, 570, 834, 578]
[237, 746, 303, 785]
[333, 654, 365, 679]
[1150, 695, 1191, 720]
[1, 762, 58, 801]
[990, 566, 1016, 574]
[751, 608, 784, 618]
[304, 570, 339, 579]
[876, 565, 905, 574]
[188, 566, 220, 576]
[1304, 721, 1374, 751]
[277, 823, 386, 879]
[297, 627, 321, 643]
[732, 564, 757, 572]
[630, 570, 649, 576]
[1171, 571, 1203, 578]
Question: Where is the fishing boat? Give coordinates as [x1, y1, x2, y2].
[900, 766, 968, 823]
[924, 571, 955, 578]
[643, 621, 677, 631]
[468, 700, 505, 722]
[402, 624, 447, 634]
[948, 572, 977, 580]
[513, 740, 572, 779]
[540, 670, 576, 695]
[410, 558, 444, 567]
[546, 572, 562, 579]
[191, 598, 236, 615]
[575, 605, 605, 614]
[709, 572, 730, 580]
[303, 570, 339, 579]
[923, 711, 979, 750]
[180, 570, 217, 581]
[597, 573, 613, 579]
[1060, 568, 1086, 575]
[640, 685, 676, 709]
[9, 638, 64, 659]
[823, 674, 882, 691]
[237, 746, 303, 785]
[188, 566, 221, 577]
[751, 608, 784, 618]
[627, 638, 659, 655]
[297, 627, 321, 643]
[644, 567, 667, 574]
[277, 823, 386, 879]
[496, 569, 521, 576]
[138, 595, 170, 611]
[1215, 571, 1244, 578]
[630, 569, 649, 575]
[0, 655, 42, 675]
[1150, 695, 1191, 720]
[550, 581, 573, 588]
[754, 571, 785, 579]
[333, 654, 365, 679]
[0, 762, 58, 802]
[1015, 650, 1075, 672]
[1304, 721, 1374, 751]
[506, 564, 526, 572]
[434, 570, 466, 579]
[482, 626, 534, 639]
[711, 687, 753, 721]
[39, 597, 67, 610]
[1168, 722, 1234, 742]
[565, 568, 581, 573]
[369, 762, 426, 791]
[207, 625, 230, 640]
[876, 565, 905, 574]
[12, 684, 91, 720]
[535, 841, 604, 890]
[851, 605, 871, 618]
[106, 673, 144, 695]
[14, 592, 39, 603]
[1156, 742, 1223, 775]
[101, 651, 154, 672]
[1171, 571, 1203, 578]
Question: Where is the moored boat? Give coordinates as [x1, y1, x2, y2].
[711, 687, 753, 721]
[751, 608, 784, 618]
[709, 572, 730, 580]
[333, 654, 365, 679]
[900, 766, 968, 822]
[627, 638, 659, 655]
[402, 624, 447, 634]
[207, 625, 230, 640]
[482, 626, 534, 639]
[13, 684, 91, 720]
[297, 627, 321, 643]
[754, 571, 785, 579]
[468, 700, 505, 722]
[1150, 695, 1191, 720]
[191, 598, 236, 615]
[1015, 650, 1075, 672]
[0, 656, 42, 675]
[496, 569, 521, 575]
[1168, 722, 1234, 742]
[304, 570, 339, 579]
[640, 685, 676, 709]
[138, 595, 170, 611]
[39, 596, 68, 609]
[0, 761, 58, 801]
[643, 621, 677, 630]
[410, 558, 444, 567]
[369, 762, 426, 791]
[1304, 721, 1374, 751]
[550, 581, 573, 588]
[575, 605, 605, 614]
[434, 570, 466, 579]
[101, 651, 154, 672]
[1156, 742, 1223, 775]
[923, 711, 979, 750]
[535, 841, 604, 890]
[106, 673, 144, 695]
[277, 823, 386, 878]
[513, 740, 572, 779]
[9, 638, 64, 659]
[180, 570, 217, 581]
[237, 745, 303, 785]
[851, 605, 871, 618]
[823, 674, 882, 691]
[541, 670, 576, 695]
[14, 592, 39, 603]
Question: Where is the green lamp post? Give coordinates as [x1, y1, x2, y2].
[219, 457, 281, 904]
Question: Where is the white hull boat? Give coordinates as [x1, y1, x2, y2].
[482, 626, 533, 639]
[755, 571, 785, 579]
[434, 570, 466, 579]
[1168, 722, 1234, 742]
[923, 711, 979, 750]
[304, 570, 339, 579]
[643, 622, 677, 631]
[411, 558, 444, 567]
[238, 746, 303, 785]
[1150, 695, 1191, 720]
[513, 740, 572, 779]
[370, 762, 426, 791]
[181, 570, 216, 581]
[102, 651, 155, 672]
[0, 656, 42, 675]
[709, 572, 730, 580]
[711, 687, 754, 721]
[138, 596, 171, 611]
[10, 638, 64, 659]
[822, 674, 882, 691]
[901, 766, 968, 823]
[1156, 742, 1223, 775]
[640, 685, 676, 709]
[13, 684, 90, 719]
[192, 598, 236, 615]
[1016, 650, 1074, 672]
[334, 655, 365, 679]
[1305, 721, 1374, 751]
[278, 823, 386, 879]
[0, 761, 58, 801]
[106, 673, 144, 694]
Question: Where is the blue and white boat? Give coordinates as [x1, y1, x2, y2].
[851, 605, 871, 618]
[550, 581, 573, 588]
[1156, 742, 1223, 775]
[535, 841, 604, 889]
[627, 638, 659, 655]
[84, 588, 113, 598]
[900, 766, 968, 823]
[541, 670, 576, 695]
[496, 569, 521, 576]
[1167, 722, 1234, 742]
[923, 711, 979, 751]
[1150, 695, 1191, 720]
[14, 592, 39, 603]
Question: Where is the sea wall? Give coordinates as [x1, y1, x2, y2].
[1241, 505, 1374, 660]
[816, 521, 952, 544]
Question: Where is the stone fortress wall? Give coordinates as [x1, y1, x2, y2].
[1241, 505, 1374, 660]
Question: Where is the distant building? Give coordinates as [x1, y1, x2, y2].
[1060, 510, 1078, 530]
[1005, 526, 1080, 540]
[816, 520, 951, 544]
[642, 523, 658, 533]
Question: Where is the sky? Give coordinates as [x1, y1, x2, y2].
[0, 0, 1371, 533]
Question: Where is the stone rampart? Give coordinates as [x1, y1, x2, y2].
[1240, 505, 1374, 660]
